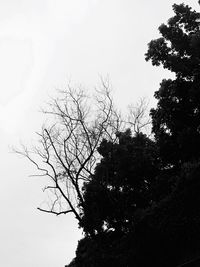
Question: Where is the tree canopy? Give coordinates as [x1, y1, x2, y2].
[146, 3, 200, 166]
[80, 130, 159, 235]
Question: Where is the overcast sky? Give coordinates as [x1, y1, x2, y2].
[0, 1, 199, 266]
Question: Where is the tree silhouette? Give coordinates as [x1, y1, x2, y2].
[16, 79, 151, 234]
[15, 80, 122, 229]
[68, 3, 200, 266]
[80, 129, 159, 235]
[146, 3, 200, 166]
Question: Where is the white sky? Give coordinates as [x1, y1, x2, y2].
[0, 1, 199, 266]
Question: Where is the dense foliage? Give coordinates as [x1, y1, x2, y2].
[65, 3, 200, 266]
[146, 3, 200, 166]
[80, 130, 159, 236]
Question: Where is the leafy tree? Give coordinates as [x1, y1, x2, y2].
[80, 129, 160, 235]
[66, 232, 135, 267]
[145, 3, 200, 166]
[140, 3, 200, 265]
[68, 3, 200, 266]
[138, 159, 200, 266]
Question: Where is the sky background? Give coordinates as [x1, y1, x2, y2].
[0, 1, 199, 266]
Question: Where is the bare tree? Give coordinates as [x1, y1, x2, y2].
[127, 97, 151, 136]
[15, 80, 122, 224]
